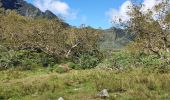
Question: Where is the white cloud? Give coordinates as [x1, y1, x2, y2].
[33, 0, 77, 20]
[106, 0, 167, 23]
[106, 0, 132, 23]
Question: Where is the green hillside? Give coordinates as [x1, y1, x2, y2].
[0, 0, 170, 100]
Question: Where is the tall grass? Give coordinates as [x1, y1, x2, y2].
[0, 69, 170, 100]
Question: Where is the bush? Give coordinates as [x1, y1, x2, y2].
[139, 55, 165, 67]
[97, 51, 138, 70]
[97, 50, 169, 70]
[67, 62, 80, 70]
[15, 50, 57, 68]
[0, 46, 17, 70]
[78, 54, 100, 69]
[0, 46, 57, 70]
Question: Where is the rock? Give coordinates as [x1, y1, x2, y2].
[58, 97, 64, 100]
[97, 89, 109, 98]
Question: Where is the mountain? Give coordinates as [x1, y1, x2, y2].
[0, 0, 70, 27]
[100, 27, 133, 50]
[0, 0, 132, 50]
[0, 0, 63, 20]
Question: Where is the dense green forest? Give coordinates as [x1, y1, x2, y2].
[0, 0, 170, 100]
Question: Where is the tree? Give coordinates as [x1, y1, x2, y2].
[127, 0, 170, 59]
[0, 10, 102, 60]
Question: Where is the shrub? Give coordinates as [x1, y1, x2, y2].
[97, 51, 138, 70]
[97, 50, 169, 70]
[0, 46, 17, 70]
[0, 46, 57, 70]
[67, 62, 80, 70]
[78, 54, 100, 69]
[139, 55, 165, 67]
[15, 50, 57, 68]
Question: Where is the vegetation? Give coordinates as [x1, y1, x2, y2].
[127, 0, 170, 60]
[0, 69, 170, 99]
[0, 9, 102, 69]
[0, 0, 170, 100]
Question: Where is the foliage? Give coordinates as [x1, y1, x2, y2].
[67, 62, 80, 70]
[0, 45, 57, 70]
[0, 45, 19, 70]
[77, 51, 102, 69]
[0, 9, 103, 70]
[97, 50, 170, 71]
[127, 0, 170, 59]
[0, 10, 102, 60]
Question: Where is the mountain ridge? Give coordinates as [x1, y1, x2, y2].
[0, 0, 66, 20]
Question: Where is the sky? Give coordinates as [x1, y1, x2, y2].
[25, 0, 163, 29]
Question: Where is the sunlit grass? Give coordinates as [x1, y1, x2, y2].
[0, 68, 170, 100]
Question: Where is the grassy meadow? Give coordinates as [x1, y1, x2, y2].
[0, 68, 170, 100]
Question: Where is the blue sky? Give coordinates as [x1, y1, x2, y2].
[25, 0, 160, 29]
[25, 0, 128, 29]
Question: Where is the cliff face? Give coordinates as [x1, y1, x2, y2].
[1, 0, 18, 9]
[0, 0, 69, 27]
[100, 27, 133, 50]
[0, 0, 58, 19]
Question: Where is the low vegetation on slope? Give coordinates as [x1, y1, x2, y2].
[0, 69, 170, 100]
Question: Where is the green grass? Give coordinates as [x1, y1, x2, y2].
[0, 68, 170, 100]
